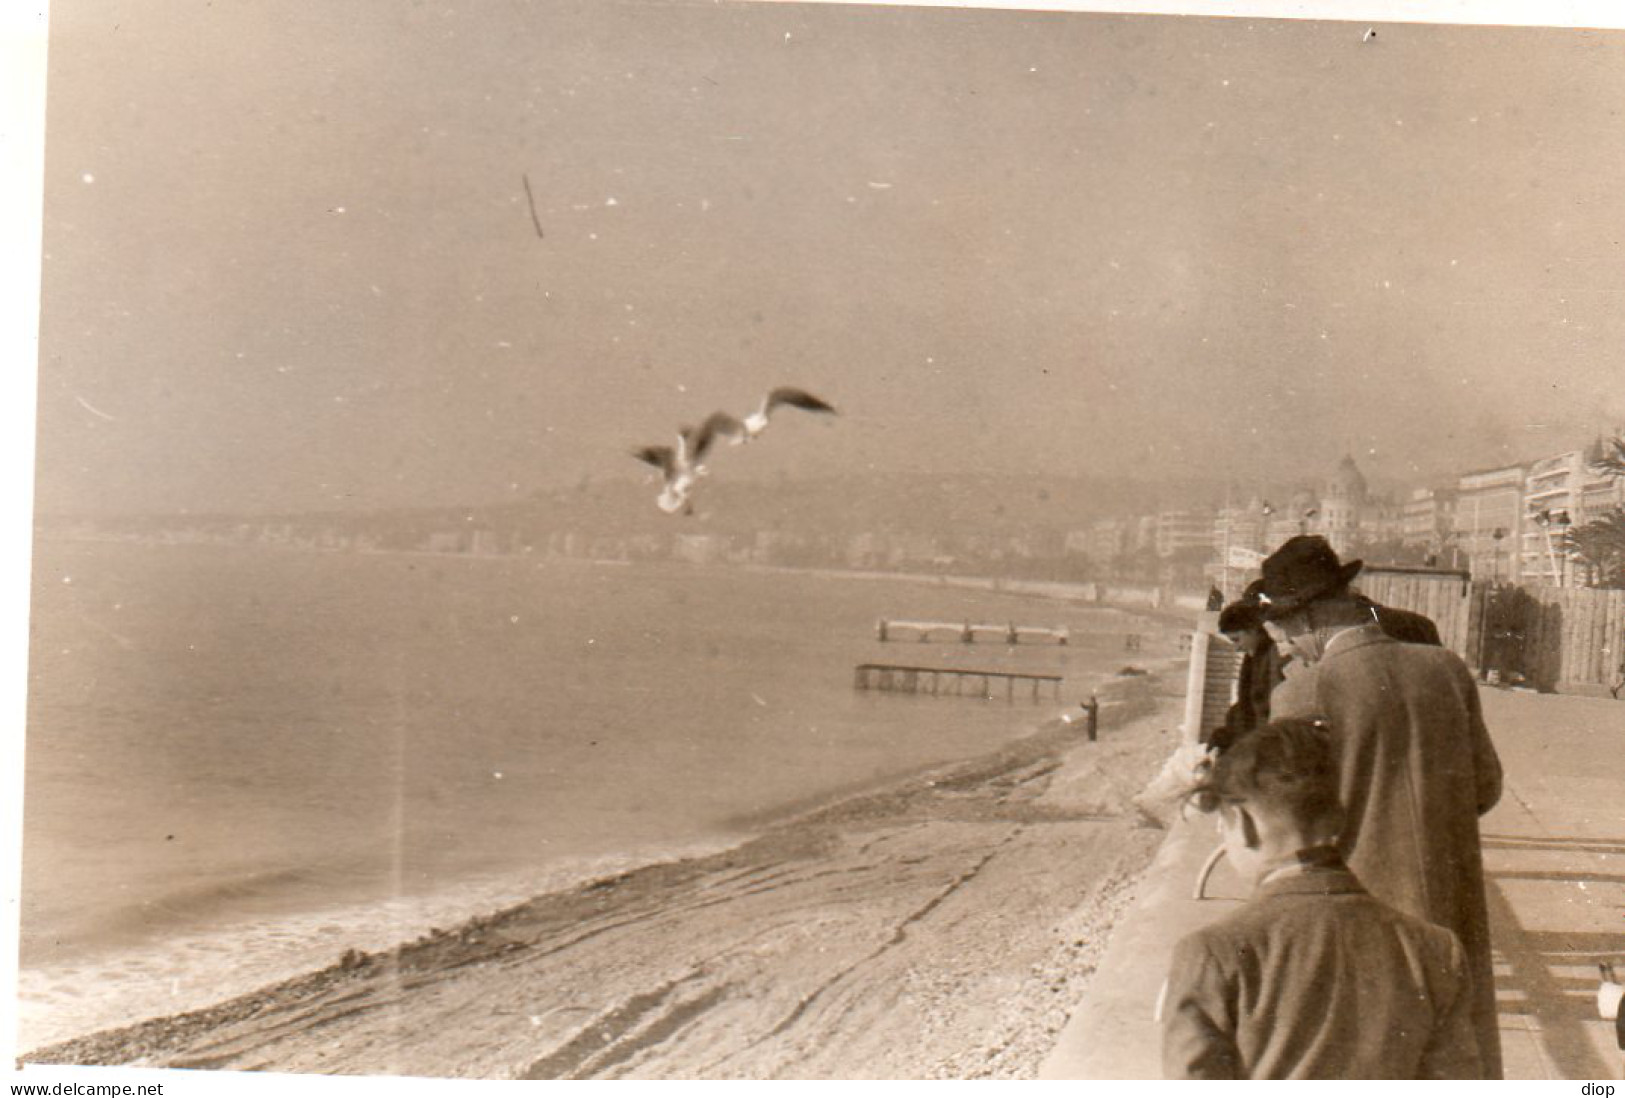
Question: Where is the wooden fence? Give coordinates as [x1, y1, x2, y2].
[1355, 566, 1623, 695]
[1353, 565, 1475, 657]
[1489, 585, 1625, 694]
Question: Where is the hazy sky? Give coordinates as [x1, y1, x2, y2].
[33, 0, 1625, 515]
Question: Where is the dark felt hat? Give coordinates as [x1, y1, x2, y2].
[1217, 579, 1267, 634]
[1257, 536, 1363, 621]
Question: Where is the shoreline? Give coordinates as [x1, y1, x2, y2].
[16, 646, 1160, 1055]
[38, 534, 1202, 621]
[23, 661, 1188, 1077]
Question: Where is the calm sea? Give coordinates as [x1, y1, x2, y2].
[18, 540, 1148, 1048]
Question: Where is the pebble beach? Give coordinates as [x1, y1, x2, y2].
[23, 668, 1186, 1079]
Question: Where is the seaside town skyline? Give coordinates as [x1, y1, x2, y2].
[50, 425, 1625, 596]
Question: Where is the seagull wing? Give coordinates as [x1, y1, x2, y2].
[631, 445, 677, 478]
[690, 412, 746, 462]
[764, 387, 838, 417]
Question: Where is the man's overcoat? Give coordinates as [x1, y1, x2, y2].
[1270, 624, 1504, 1078]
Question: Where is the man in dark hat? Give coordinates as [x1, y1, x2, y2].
[1211, 572, 1440, 754]
[1257, 535, 1505, 1078]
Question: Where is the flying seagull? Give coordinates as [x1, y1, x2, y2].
[631, 412, 743, 514]
[739, 386, 838, 441]
[630, 388, 835, 513]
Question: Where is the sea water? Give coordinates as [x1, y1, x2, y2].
[17, 540, 1148, 1048]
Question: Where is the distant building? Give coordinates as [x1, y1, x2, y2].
[1319, 455, 1369, 556]
[1132, 514, 1158, 554]
[1518, 443, 1625, 585]
[547, 531, 585, 558]
[1519, 451, 1582, 585]
[845, 532, 882, 568]
[626, 533, 666, 560]
[1455, 463, 1525, 583]
[1154, 509, 1215, 558]
[1356, 494, 1402, 551]
[1263, 487, 1322, 551]
[1087, 518, 1128, 561]
[887, 533, 942, 566]
[958, 532, 1002, 561]
[754, 530, 799, 563]
[746, 531, 773, 561]
[671, 533, 727, 565]
[1399, 487, 1458, 560]
[588, 536, 629, 561]
[1025, 528, 1067, 559]
[1213, 498, 1271, 560]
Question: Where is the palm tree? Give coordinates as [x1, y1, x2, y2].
[1564, 510, 1625, 588]
[1565, 435, 1625, 586]
[1585, 434, 1625, 479]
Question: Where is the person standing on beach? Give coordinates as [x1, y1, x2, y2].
[1255, 536, 1505, 1078]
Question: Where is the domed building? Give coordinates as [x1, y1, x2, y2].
[1249, 456, 1383, 557]
[1320, 454, 1369, 556]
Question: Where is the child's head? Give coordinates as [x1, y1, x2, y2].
[1195, 719, 1343, 883]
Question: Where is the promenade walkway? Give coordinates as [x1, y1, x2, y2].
[1039, 688, 1625, 1080]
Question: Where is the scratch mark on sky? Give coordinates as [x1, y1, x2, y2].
[75, 394, 116, 421]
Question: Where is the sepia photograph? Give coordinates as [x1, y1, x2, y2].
[5, 0, 1625, 1086]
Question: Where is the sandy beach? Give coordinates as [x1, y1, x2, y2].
[22, 664, 1185, 1079]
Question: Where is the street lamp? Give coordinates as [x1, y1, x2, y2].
[1532, 508, 1573, 587]
[1551, 509, 1571, 586]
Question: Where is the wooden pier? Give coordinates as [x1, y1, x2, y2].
[853, 662, 1064, 701]
[875, 618, 1069, 645]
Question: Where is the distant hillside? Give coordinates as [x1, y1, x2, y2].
[516, 471, 1227, 540]
[38, 471, 1235, 547]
